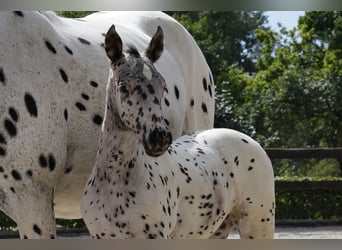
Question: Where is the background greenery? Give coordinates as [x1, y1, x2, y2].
[1, 11, 341, 231]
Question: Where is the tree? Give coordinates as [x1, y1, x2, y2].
[170, 12, 269, 131]
[237, 11, 342, 176]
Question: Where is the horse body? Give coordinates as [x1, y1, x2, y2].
[82, 128, 275, 239]
[0, 11, 214, 238]
[81, 25, 275, 239]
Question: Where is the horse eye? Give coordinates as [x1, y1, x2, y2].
[118, 84, 129, 95]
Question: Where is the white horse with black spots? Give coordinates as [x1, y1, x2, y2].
[81, 25, 275, 239]
[0, 11, 214, 238]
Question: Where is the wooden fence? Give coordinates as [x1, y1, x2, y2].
[266, 147, 342, 190]
[266, 147, 342, 160]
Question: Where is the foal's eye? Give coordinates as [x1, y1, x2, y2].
[118, 83, 129, 95]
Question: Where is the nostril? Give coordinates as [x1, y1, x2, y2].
[167, 132, 172, 144]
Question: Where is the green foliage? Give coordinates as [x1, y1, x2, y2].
[55, 11, 95, 18]
[276, 189, 342, 220]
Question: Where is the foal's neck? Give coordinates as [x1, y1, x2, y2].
[97, 103, 142, 171]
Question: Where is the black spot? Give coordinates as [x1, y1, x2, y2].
[251, 158, 255, 163]
[164, 98, 170, 107]
[81, 93, 90, 100]
[190, 99, 194, 106]
[78, 37, 91, 45]
[93, 115, 103, 125]
[0, 67, 6, 85]
[59, 69, 68, 83]
[39, 154, 48, 168]
[4, 119, 17, 137]
[141, 92, 147, 100]
[0, 133, 5, 144]
[64, 109, 68, 121]
[64, 45, 73, 55]
[0, 166, 4, 172]
[26, 170, 33, 177]
[202, 78, 208, 91]
[147, 84, 155, 94]
[174, 86, 180, 100]
[230, 172, 234, 178]
[201, 103, 208, 113]
[14, 11, 24, 17]
[64, 167, 72, 174]
[242, 138, 249, 143]
[8, 107, 19, 122]
[45, 41, 56, 54]
[90, 81, 98, 88]
[11, 170, 22, 181]
[48, 154, 56, 171]
[208, 85, 213, 98]
[10, 187, 15, 193]
[248, 166, 253, 171]
[153, 97, 159, 105]
[75, 102, 86, 111]
[0, 147, 5, 156]
[24, 93, 38, 117]
[33, 224, 42, 236]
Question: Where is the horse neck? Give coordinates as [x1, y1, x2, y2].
[96, 101, 142, 172]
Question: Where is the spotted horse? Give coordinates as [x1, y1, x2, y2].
[81, 25, 275, 239]
[0, 11, 215, 238]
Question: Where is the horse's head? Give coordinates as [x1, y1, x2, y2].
[105, 24, 172, 157]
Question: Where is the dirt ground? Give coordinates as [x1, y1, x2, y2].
[58, 226, 342, 239]
[228, 226, 342, 239]
[2, 226, 341, 239]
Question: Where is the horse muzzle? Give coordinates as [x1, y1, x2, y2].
[143, 128, 172, 157]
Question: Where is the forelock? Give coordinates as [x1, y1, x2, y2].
[125, 44, 140, 58]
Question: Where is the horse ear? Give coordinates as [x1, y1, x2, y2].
[145, 26, 164, 63]
[105, 25, 123, 63]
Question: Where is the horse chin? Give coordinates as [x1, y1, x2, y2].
[143, 142, 170, 158]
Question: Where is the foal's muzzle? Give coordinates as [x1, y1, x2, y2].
[143, 128, 172, 157]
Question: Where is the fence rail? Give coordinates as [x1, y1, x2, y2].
[276, 180, 342, 190]
[265, 147, 342, 160]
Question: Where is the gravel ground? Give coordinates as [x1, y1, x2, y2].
[59, 226, 342, 239]
[2, 226, 342, 239]
[228, 226, 342, 239]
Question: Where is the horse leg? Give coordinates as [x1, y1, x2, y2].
[209, 214, 235, 239]
[4, 183, 57, 239]
[235, 201, 275, 239]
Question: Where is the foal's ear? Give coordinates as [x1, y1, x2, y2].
[145, 26, 164, 63]
[105, 25, 123, 63]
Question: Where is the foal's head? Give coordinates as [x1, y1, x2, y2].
[105, 24, 172, 157]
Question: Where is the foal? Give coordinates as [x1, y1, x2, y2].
[81, 25, 275, 239]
